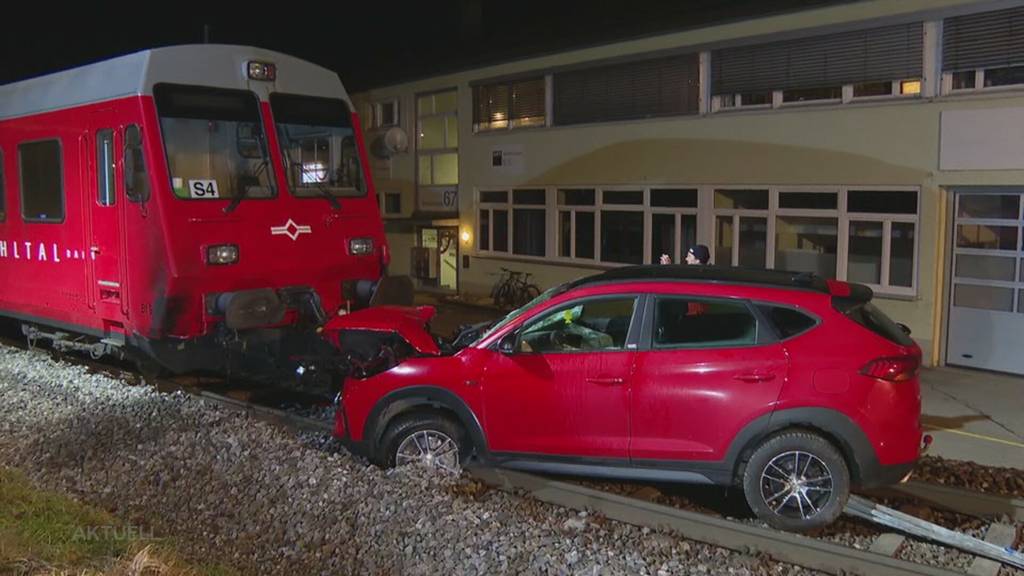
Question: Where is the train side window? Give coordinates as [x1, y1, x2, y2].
[124, 124, 150, 202]
[19, 139, 64, 223]
[0, 148, 6, 221]
[97, 129, 116, 206]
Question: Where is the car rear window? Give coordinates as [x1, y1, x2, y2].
[756, 305, 817, 339]
[837, 301, 914, 346]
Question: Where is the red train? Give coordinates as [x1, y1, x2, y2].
[0, 45, 392, 379]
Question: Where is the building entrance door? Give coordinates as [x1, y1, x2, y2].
[947, 189, 1024, 375]
[417, 227, 459, 291]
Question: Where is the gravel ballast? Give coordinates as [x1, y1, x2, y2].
[0, 346, 819, 575]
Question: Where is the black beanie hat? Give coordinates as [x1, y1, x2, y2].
[688, 244, 711, 264]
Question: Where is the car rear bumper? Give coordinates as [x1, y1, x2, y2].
[858, 459, 916, 488]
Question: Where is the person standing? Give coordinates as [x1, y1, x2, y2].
[662, 244, 711, 265]
[684, 244, 711, 265]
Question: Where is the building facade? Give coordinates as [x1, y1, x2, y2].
[354, 0, 1024, 375]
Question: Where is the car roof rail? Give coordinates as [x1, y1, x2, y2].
[569, 265, 840, 294]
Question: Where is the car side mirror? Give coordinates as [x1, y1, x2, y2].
[897, 322, 912, 336]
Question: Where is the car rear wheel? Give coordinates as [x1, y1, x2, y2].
[378, 413, 467, 475]
[742, 431, 850, 532]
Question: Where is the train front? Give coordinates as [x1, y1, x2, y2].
[134, 47, 400, 382]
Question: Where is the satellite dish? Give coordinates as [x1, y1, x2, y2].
[370, 126, 409, 159]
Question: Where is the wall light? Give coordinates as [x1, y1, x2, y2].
[460, 229, 472, 244]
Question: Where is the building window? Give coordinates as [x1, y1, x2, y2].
[712, 22, 923, 111]
[374, 99, 399, 128]
[711, 187, 918, 295]
[599, 189, 644, 264]
[19, 139, 64, 222]
[512, 189, 546, 257]
[716, 92, 772, 110]
[782, 86, 842, 104]
[554, 53, 699, 125]
[381, 191, 401, 215]
[416, 90, 458, 187]
[650, 188, 697, 264]
[478, 190, 511, 253]
[478, 189, 546, 256]
[557, 188, 596, 260]
[852, 79, 922, 99]
[474, 185, 917, 295]
[473, 77, 546, 131]
[943, 7, 1024, 93]
[775, 216, 839, 277]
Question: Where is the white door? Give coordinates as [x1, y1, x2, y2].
[947, 189, 1024, 374]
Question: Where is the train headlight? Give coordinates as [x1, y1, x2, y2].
[247, 61, 276, 81]
[348, 237, 374, 256]
[206, 244, 239, 265]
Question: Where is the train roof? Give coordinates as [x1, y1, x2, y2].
[0, 45, 352, 121]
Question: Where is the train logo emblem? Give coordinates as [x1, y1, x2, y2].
[270, 219, 312, 241]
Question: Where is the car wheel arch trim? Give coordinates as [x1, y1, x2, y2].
[364, 385, 488, 459]
[726, 407, 876, 486]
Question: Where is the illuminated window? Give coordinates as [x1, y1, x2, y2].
[473, 77, 546, 131]
[301, 162, 327, 184]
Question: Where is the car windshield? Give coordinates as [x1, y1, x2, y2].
[154, 84, 275, 200]
[270, 93, 365, 198]
[476, 284, 565, 344]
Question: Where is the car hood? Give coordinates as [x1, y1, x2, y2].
[322, 305, 440, 355]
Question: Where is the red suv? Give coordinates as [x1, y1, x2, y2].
[324, 266, 924, 531]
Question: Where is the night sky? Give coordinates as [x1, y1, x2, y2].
[2, 1, 851, 92]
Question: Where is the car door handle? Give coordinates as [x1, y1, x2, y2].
[586, 377, 625, 385]
[734, 373, 776, 383]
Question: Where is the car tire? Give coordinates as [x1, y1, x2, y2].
[741, 431, 850, 532]
[377, 413, 469, 475]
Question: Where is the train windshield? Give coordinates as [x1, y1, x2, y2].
[270, 93, 366, 199]
[154, 84, 276, 200]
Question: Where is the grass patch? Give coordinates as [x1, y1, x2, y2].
[0, 467, 236, 575]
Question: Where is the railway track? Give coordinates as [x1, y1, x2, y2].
[5, 336, 1023, 576]
[192, 386, 1024, 576]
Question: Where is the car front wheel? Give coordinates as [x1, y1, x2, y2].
[377, 413, 467, 475]
[742, 431, 850, 532]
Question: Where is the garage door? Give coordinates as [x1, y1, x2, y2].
[947, 189, 1024, 375]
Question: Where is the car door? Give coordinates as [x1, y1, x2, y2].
[629, 294, 788, 463]
[479, 294, 640, 459]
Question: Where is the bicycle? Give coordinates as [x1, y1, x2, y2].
[490, 267, 541, 311]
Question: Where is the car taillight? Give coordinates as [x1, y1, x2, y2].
[860, 355, 920, 382]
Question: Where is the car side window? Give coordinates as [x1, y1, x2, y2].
[654, 297, 757, 348]
[756, 304, 817, 339]
[519, 296, 637, 353]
